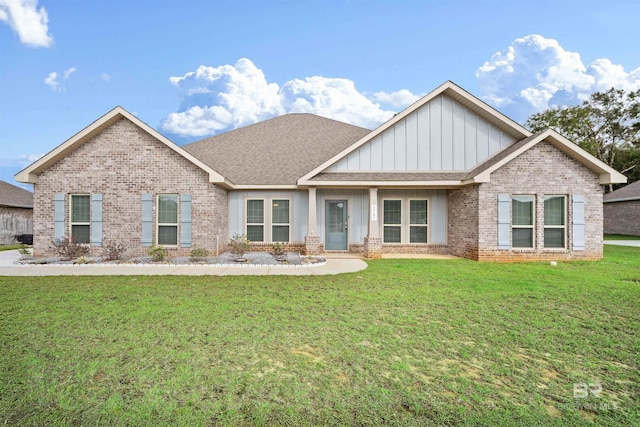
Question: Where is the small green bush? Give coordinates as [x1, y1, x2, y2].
[190, 247, 210, 262]
[229, 233, 250, 258]
[18, 245, 31, 259]
[271, 242, 285, 256]
[147, 245, 169, 262]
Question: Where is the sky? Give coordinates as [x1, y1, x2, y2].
[1, 0, 639, 189]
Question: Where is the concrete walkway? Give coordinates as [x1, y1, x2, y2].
[0, 250, 368, 276]
[604, 240, 640, 247]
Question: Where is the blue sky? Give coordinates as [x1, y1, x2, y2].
[1, 0, 639, 188]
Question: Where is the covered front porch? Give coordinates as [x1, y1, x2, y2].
[303, 186, 457, 258]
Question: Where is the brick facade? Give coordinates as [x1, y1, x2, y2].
[33, 117, 228, 257]
[30, 118, 607, 262]
[474, 141, 603, 261]
[604, 200, 640, 236]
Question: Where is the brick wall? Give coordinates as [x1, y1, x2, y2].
[33, 117, 228, 257]
[475, 141, 603, 261]
[604, 200, 640, 236]
[448, 184, 480, 259]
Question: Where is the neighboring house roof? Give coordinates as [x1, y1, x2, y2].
[0, 180, 33, 208]
[604, 179, 640, 203]
[183, 113, 371, 187]
[14, 106, 232, 188]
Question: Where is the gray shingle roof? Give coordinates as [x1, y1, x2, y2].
[0, 180, 33, 208]
[604, 179, 640, 202]
[183, 114, 371, 186]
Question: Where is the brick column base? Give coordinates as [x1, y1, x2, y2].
[364, 236, 382, 258]
[305, 234, 322, 255]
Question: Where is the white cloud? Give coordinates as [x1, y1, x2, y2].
[476, 34, 640, 120]
[371, 89, 421, 108]
[0, 0, 53, 47]
[63, 67, 76, 80]
[0, 152, 44, 167]
[100, 73, 111, 82]
[44, 66, 76, 93]
[44, 71, 60, 92]
[162, 58, 417, 137]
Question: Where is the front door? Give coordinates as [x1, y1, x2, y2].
[325, 200, 348, 250]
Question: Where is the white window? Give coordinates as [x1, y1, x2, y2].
[246, 199, 265, 242]
[544, 195, 566, 248]
[383, 199, 402, 243]
[409, 199, 428, 243]
[383, 198, 429, 244]
[245, 198, 291, 243]
[271, 199, 290, 242]
[70, 194, 90, 243]
[157, 194, 178, 245]
[512, 195, 534, 248]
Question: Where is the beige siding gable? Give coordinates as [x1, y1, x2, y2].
[325, 95, 515, 173]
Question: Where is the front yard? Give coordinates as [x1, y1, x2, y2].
[1, 246, 638, 426]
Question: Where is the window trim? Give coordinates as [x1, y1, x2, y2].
[511, 195, 535, 249]
[271, 198, 291, 243]
[382, 197, 430, 244]
[543, 195, 567, 249]
[245, 198, 266, 242]
[69, 194, 91, 244]
[156, 194, 179, 246]
[408, 198, 429, 244]
[382, 198, 403, 243]
[244, 197, 292, 243]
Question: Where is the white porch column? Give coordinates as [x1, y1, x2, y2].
[308, 187, 317, 235]
[305, 187, 321, 254]
[364, 187, 382, 258]
[368, 187, 379, 238]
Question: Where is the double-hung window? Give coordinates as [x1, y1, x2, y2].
[157, 194, 178, 245]
[271, 199, 290, 242]
[544, 195, 566, 248]
[409, 199, 428, 243]
[512, 195, 534, 248]
[383, 198, 428, 243]
[246, 199, 265, 242]
[383, 199, 402, 243]
[70, 194, 90, 243]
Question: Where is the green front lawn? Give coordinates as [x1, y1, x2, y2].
[604, 234, 640, 240]
[0, 244, 29, 252]
[1, 246, 638, 426]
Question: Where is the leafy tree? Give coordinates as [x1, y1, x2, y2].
[526, 88, 640, 187]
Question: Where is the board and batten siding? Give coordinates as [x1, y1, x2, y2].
[317, 189, 447, 245]
[328, 95, 514, 172]
[228, 191, 309, 242]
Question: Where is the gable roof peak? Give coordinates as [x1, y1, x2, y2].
[14, 106, 231, 187]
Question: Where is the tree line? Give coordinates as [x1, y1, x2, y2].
[526, 88, 639, 189]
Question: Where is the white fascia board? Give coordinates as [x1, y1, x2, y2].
[232, 185, 299, 190]
[297, 179, 464, 187]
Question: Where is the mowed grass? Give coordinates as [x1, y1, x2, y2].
[1, 247, 638, 426]
[604, 234, 640, 240]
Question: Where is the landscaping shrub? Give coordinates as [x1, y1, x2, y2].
[147, 245, 169, 262]
[50, 236, 89, 260]
[189, 247, 210, 262]
[101, 240, 127, 261]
